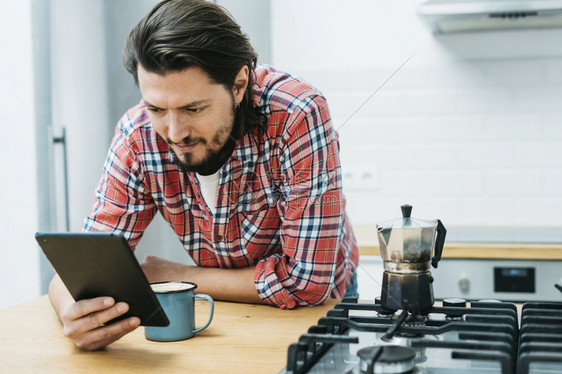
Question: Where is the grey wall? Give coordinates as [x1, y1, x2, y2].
[103, 0, 159, 130]
[32, 0, 55, 294]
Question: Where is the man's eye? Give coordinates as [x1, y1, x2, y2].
[147, 107, 163, 113]
[187, 107, 205, 113]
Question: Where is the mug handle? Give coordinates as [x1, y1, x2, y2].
[193, 294, 214, 333]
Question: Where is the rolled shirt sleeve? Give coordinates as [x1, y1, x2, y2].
[253, 93, 357, 309]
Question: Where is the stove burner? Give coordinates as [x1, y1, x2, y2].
[402, 314, 426, 324]
[357, 345, 416, 374]
[380, 332, 438, 360]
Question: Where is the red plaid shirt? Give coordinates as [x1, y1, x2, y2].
[84, 66, 359, 309]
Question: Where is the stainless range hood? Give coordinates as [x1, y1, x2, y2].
[417, 0, 562, 33]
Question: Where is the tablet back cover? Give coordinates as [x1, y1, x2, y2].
[36, 232, 169, 326]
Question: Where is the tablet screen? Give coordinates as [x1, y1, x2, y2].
[36, 232, 169, 327]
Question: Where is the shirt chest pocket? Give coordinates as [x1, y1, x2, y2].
[236, 185, 282, 257]
[236, 184, 281, 214]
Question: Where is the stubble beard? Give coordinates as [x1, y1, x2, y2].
[171, 132, 234, 176]
[170, 103, 237, 176]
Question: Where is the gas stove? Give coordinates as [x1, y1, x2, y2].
[281, 297, 562, 374]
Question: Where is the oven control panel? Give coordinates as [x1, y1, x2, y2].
[432, 259, 561, 302]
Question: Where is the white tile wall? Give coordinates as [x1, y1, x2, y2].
[271, 0, 562, 233]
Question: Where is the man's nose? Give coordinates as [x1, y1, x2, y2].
[167, 110, 189, 143]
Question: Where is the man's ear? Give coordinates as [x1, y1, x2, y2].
[232, 65, 249, 105]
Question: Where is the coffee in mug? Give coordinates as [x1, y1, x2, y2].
[145, 281, 214, 342]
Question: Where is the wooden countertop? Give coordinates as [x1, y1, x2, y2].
[0, 295, 338, 373]
[353, 225, 562, 260]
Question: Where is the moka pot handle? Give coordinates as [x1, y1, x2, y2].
[431, 219, 447, 268]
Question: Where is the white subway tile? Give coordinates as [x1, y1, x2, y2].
[544, 170, 562, 196]
[428, 115, 485, 142]
[327, 90, 404, 122]
[456, 198, 516, 226]
[301, 67, 429, 93]
[485, 170, 544, 196]
[455, 88, 514, 114]
[514, 142, 562, 167]
[432, 171, 486, 196]
[483, 114, 543, 140]
[338, 117, 434, 145]
[339, 145, 379, 167]
[513, 87, 562, 113]
[379, 170, 485, 197]
[474, 60, 544, 87]
[422, 62, 491, 88]
[400, 89, 461, 116]
[543, 58, 562, 84]
[379, 65, 432, 90]
[543, 114, 562, 139]
[457, 143, 514, 168]
[513, 198, 562, 226]
[358, 144, 459, 169]
[377, 170, 433, 196]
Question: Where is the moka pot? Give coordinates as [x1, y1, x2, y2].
[376, 204, 446, 315]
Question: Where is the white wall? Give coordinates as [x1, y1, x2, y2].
[0, 0, 41, 309]
[270, 0, 562, 235]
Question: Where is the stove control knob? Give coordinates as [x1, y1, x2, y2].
[443, 298, 467, 308]
[458, 277, 470, 293]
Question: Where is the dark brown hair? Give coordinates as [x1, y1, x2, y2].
[123, 0, 264, 139]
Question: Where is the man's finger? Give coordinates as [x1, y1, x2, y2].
[61, 297, 115, 322]
[63, 302, 130, 340]
[77, 317, 141, 351]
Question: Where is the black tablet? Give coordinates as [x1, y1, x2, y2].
[36, 232, 169, 327]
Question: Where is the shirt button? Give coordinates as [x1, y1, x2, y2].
[214, 234, 224, 242]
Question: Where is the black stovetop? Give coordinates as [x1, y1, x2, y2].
[282, 298, 562, 374]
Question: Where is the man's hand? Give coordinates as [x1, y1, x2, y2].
[59, 297, 140, 350]
[49, 275, 140, 351]
[140, 255, 190, 283]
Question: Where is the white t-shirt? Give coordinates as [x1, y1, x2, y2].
[196, 171, 220, 216]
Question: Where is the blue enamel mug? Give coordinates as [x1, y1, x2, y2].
[145, 281, 214, 342]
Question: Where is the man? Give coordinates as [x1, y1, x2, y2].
[49, 0, 358, 350]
